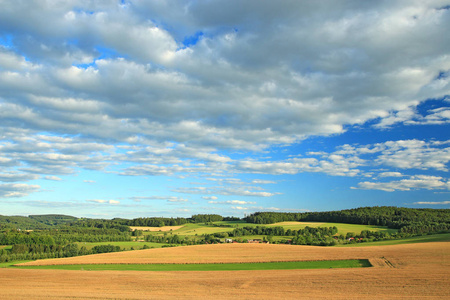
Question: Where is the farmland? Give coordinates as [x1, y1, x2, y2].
[2, 242, 449, 299]
[140, 220, 396, 237]
[1, 208, 448, 298]
[138, 220, 398, 245]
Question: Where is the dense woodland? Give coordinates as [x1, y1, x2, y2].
[0, 207, 448, 262]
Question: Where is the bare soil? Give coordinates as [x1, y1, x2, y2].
[3, 242, 449, 299]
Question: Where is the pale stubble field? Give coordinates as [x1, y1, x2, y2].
[2, 242, 449, 299]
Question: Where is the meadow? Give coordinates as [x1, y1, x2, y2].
[336, 232, 450, 247]
[75, 241, 165, 250]
[138, 220, 396, 240]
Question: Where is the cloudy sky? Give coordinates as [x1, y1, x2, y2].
[0, 0, 449, 218]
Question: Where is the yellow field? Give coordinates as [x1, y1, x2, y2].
[4, 242, 449, 299]
[130, 225, 185, 232]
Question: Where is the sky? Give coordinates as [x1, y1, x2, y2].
[0, 0, 449, 219]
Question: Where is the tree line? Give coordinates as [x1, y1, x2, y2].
[0, 243, 123, 263]
[115, 214, 226, 227]
[245, 207, 450, 230]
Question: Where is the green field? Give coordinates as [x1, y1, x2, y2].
[145, 221, 396, 239]
[75, 241, 166, 250]
[0, 260, 30, 268]
[337, 233, 450, 247]
[15, 259, 371, 271]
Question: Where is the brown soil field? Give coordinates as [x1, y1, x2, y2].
[3, 242, 449, 299]
[129, 225, 184, 232]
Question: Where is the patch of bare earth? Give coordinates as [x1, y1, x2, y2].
[3, 242, 449, 299]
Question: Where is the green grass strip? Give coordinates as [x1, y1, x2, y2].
[15, 259, 371, 271]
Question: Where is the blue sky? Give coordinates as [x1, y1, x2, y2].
[0, 1, 449, 218]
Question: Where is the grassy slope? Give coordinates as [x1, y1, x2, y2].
[145, 221, 397, 238]
[75, 241, 166, 250]
[0, 260, 30, 268]
[336, 232, 450, 247]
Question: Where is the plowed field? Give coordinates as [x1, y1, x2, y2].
[3, 242, 449, 299]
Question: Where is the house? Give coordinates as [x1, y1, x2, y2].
[247, 239, 262, 243]
[225, 238, 233, 243]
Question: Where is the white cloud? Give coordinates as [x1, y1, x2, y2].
[375, 140, 450, 171]
[209, 200, 256, 205]
[0, 1, 447, 152]
[0, 183, 40, 198]
[235, 139, 450, 179]
[86, 199, 120, 205]
[413, 201, 450, 205]
[252, 179, 276, 184]
[44, 176, 62, 181]
[378, 172, 404, 178]
[0, 172, 39, 182]
[231, 206, 248, 210]
[0, 1, 449, 209]
[167, 198, 189, 203]
[174, 186, 278, 197]
[130, 196, 188, 203]
[353, 175, 449, 192]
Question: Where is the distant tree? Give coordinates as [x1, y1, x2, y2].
[63, 243, 79, 257]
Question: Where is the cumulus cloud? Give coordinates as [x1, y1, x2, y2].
[0, 172, 39, 182]
[173, 186, 278, 197]
[413, 201, 450, 205]
[44, 176, 62, 181]
[86, 199, 120, 205]
[378, 172, 404, 178]
[0, 1, 449, 208]
[130, 196, 188, 203]
[0, 183, 40, 198]
[252, 179, 276, 184]
[231, 206, 248, 210]
[0, 1, 448, 151]
[353, 175, 449, 192]
[208, 200, 256, 205]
